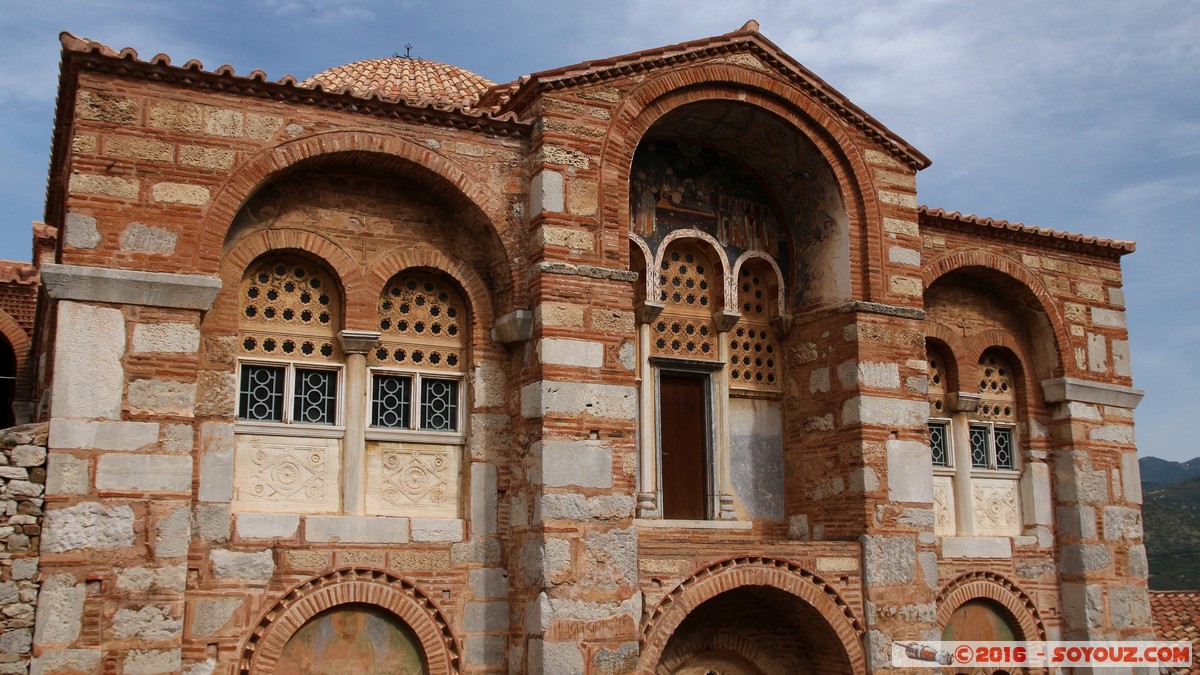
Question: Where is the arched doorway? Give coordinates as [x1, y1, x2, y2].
[656, 586, 856, 674]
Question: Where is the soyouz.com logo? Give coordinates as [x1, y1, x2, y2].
[892, 641, 1192, 668]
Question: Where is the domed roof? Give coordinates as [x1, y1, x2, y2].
[301, 57, 494, 107]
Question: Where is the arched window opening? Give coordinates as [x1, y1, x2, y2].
[277, 604, 429, 674]
[652, 242, 719, 361]
[729, 260, 780, 394]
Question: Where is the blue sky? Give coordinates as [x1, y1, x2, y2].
[1, 0, 1197, 461]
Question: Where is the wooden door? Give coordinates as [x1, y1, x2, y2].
[660, 372, 708, 519]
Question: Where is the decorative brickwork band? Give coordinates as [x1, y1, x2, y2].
[239, 567, 460, 674]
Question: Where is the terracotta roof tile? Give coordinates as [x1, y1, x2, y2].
[301, 58, 494, 108]
[920, 205, 1136, 254]
[1150, 590, 1200, 673]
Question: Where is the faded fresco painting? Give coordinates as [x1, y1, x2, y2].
[276, 604, 428, 674]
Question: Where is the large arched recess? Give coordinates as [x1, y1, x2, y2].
[923, 249, 1072, 380]
[597, 62, 885, 305]
[640, 558, 866, 674]
[194, 130, 524, 313]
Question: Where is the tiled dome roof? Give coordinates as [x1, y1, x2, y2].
[301, 57, 494, 107]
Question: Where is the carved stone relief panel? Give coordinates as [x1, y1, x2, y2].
[233, 435, 341, 514]
[933, 476, 956, 536]
[366, 442, 459, 518]
[972, 478, 1021, 537]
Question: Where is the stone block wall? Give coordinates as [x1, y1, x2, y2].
[0, 423, 48, 674]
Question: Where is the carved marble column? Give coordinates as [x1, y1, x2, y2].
[338, 330, 380, 515]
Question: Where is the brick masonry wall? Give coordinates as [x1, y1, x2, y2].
[0, 423, 48, 674]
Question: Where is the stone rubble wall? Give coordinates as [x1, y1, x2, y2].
[0, 423, 48, 674]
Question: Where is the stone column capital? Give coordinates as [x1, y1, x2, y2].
[336, 330, 381, 354]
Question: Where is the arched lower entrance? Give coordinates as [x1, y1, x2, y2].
[656, 585, 854, 674]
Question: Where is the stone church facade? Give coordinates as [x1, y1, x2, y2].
[0, 20, 1151, 674]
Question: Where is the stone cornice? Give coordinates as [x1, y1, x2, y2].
[41, 264, 221, 310]
[1041, 377, 1144, 410]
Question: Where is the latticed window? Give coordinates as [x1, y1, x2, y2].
[651, 242, 718, 360]
[369, 270, 467, 433]
[929, 421, 950, 467]
[969, 350, 1018, 471]
[729, 263, 779, 392]
[927, 346, 952, 467]
[237, 255, 342, 425]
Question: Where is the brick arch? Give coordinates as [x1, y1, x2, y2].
[208, 229, 362, 337]
[732, 250, 788, 319]
[923, 249, 1072, 378]
[640, 557, 866, 674]
[925, 331, 962, 395]
[598, 63, 881, 301]
[656, 229, 734, 313]
[194, 130, 514, 292]
[239, 567, 460, 675]
[0, 309, 31, 413]
[364, 246, 496, 346]
[937, 571, 1047, 642]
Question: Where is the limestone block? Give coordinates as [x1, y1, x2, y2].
[1087, 332, 1107, 372]
[586, 494, 635, 519]
[1091, 307, 1127, 328]
[1020, 463, 1054, 526]
[539, 493, 589, 521]
[887, 439, 934, 503]
[198, 422, 234, 503]
[540, 439, 612, 489]
[941, 536, 1012, 559]
[470, 462, 498, 535]
[882, 217, 919, 236]
[193, 503, 231, 543]
[127, 379, 197, 415]
[78, 89, 137, 123]
[1060, 543, 1112, 575]
[12, 558, 38, 581]
[162, 424, 194, 454]
[729, 397, 785, 518]
[463, 601, 510, 632]
[530, 170, 564, 216]
[451, 538, 502, 565]
[879, 190, 917, 208]
[235, 513, 300, 539]
[64, 213, 101, 249]
[809, 367, 830, 394]
[1053, 401, 1101, 421]
[0, 627, 31, 655]
[210, 549, 274, 580]
[113, 605, 183, 641]
[97, 454, 192, 492]
[618, 342, 636, 370]
[40, 264, 223, 310]
[50, 302, 125, 419]
[121, 223, 178, 254]
[469, 568, 509, 599]
[1102, 506, 1142, 541]
[539, 338, 604, 368]
[106, 136, 174, 163]
[42, 502, 135, 552]
[816, 557, 859, 573]
[1110, 586, 1150, 629]
[897, 507, 933, 527]
[305, 515, 408, 543]
[567, 179, 598, 216]
[205, 109, 243, 137]
[50, 420, 159, 452]
[73, 133, 97, 153]
[536, 303, 585, 328]
[1111, 339, 1131, 377]
[843, 396, 926, 427]
[179, 145, 235, 170]
[591, 309, 635, 334]
[536, 227, 593, 251]
[521, 381, 636, 420]
[918, 551, 938, 590]
[856, 362, 901, 389]
[584, 527, 638, 587]
[1108, 287, 1126, 306]
[115, 565, 186, 593]
[463, 636, 505, 666]
[887, 246, 921, 266]
[32, 574, 84, 644]
[69, 172, 139, 199]
[29, 649, 101, 675]
[1121, 451, 1142, 504]
[246, 113, 284, 141]
[889, 275, 923, 296]
[411, 518, 464, 542]
[538, 146, 589, 169]
[151, 182, 210, 205]
[155, 505, 192, 558]
[862, 535, 915, 585]
[124, 649, 182, 675]
[1091, 424, 1135, 444]
[149, 100, 202, 132]
[1058, 505, 1097, 539]
[473, 361, 505, 408]
[189, 598, 243, 636]
[1127, 544, 1148, 579]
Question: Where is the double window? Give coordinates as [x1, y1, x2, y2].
[239, 363, 339, 426]
[370, 372, 459, 432]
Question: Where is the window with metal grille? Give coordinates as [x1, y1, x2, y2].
[237, 362, 340, 426]
[370, 372, 460, 433]
[928, 421, 951, 467]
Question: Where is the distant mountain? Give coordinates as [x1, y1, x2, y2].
[1142, 474, 1200, 590]
[1139, 456, 1200, 489]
